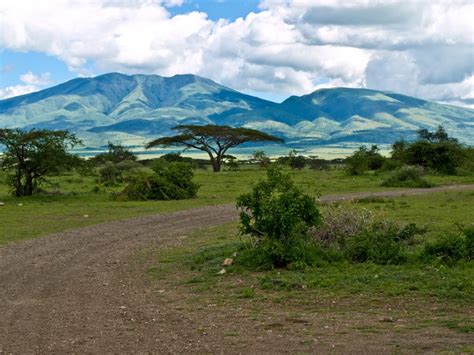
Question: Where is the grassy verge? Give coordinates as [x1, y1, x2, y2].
[0, 167, 472, 244]
[147, 191, 474, 340]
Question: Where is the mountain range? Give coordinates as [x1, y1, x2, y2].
[1, 72, 473, 149]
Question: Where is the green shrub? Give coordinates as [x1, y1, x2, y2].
[390, 126, 465, 175]
[346, 145, 386, 175]
[311, 207, 426, 265]
[98, 160, 142, 185]
[122, 162, 199, 200]
[345, 223, 409, 265]
[92, 142, 137, 164]
[465, 226, 474, 260]
[423, 235, 467, 263]
[98, 162, 121, 185]
[423, 227, 474, 263]
[381, 165, 433, 188]
[236, 166, 320, 267]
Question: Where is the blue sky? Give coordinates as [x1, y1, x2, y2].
[0, 0, 473, 106]
[0, 0, 262, 90]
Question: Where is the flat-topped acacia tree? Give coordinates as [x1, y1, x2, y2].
[146, 125, 284, 172]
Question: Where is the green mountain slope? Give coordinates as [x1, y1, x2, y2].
[1, 73, 473, 148]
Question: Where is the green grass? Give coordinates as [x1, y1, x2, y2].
[0, 166, 472, 244]
[146, 190, 474, 334]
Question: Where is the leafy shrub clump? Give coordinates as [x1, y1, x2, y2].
[122, 161, 199, 200]
[98, 160, 143, 185]
[346, 145, 386, 175]
[344, 222, 421, 265]
[236, 166, 321, 268]
[381, 165, 433, 188]
[310, 207, 375, 248]
[423, 226, 474, 263]
[310, 207, 427, 265]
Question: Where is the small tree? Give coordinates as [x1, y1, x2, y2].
[92, 142, 137, 164]
[0, 129, 81, 196]
[252, 150, 270, 168]
[288, 149, 306, 170]
[146, 125, 283, 172]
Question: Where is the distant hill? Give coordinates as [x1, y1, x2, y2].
[1, 73, 473, 148]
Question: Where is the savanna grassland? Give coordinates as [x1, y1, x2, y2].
[1, 166, 473, 245]
[1, 164, 473, 352]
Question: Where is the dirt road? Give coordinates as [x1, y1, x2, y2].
[1, 185, 473, 353]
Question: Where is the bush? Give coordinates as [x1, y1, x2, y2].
[236, 166, 320, 267]
[311, 207, 426, 265]
[381, 165, 433, 188]
[346, 145, 385, 175]
[277, 150, 306, 170]
[423, 226, 474, 263]
[390, 126, 465, 175]
[345, 222, 417, 265]
[92, 142, 137, 164]
[98, 162, 121, 185]
[98, 160, 142, 185]
[310, 207, 375, 248]
[252, 150, 271, 168]
[122, 162, 199, 200]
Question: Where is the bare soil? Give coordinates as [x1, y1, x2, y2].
[1, 186, 473, 353]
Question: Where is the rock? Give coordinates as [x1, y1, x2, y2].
[83, 214, 89, 218]
[17, 203, 23, 206]
[232, 252, 238, 257]
[217, 268, 226, 275]
[119, 306, 127, 310]
[222, 258, 233, 266]
[0, 202, 4, 206]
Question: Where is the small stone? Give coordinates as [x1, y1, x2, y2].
[381, 317, 394, 323]
[119, 306, 127, 310]
[217, 268, 226, 275]
[222, 258, 233, 266]
[232, 252, 237, 257]
[0, 202, 4, 206]
[83, 214, 89, 218]
[17, 203, 23, 206]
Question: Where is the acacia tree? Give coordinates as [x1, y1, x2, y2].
[0, 129, 81, 196]
[146, 125, 284, 172]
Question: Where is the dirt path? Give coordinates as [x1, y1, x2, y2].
[1, 185, 473, 353]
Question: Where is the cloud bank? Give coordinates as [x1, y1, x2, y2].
[0, 0, 473, 105]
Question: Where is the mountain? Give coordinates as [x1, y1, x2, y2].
[1, 73, 473, 149]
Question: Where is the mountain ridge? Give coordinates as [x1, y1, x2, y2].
[1, 72, 473, 148]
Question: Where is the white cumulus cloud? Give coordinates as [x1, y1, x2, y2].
[0, 0, 472, 105]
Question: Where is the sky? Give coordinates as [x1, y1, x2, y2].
[0, 0, 473, 106]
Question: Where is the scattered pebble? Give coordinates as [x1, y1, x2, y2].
[217, 268, 226, 275]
